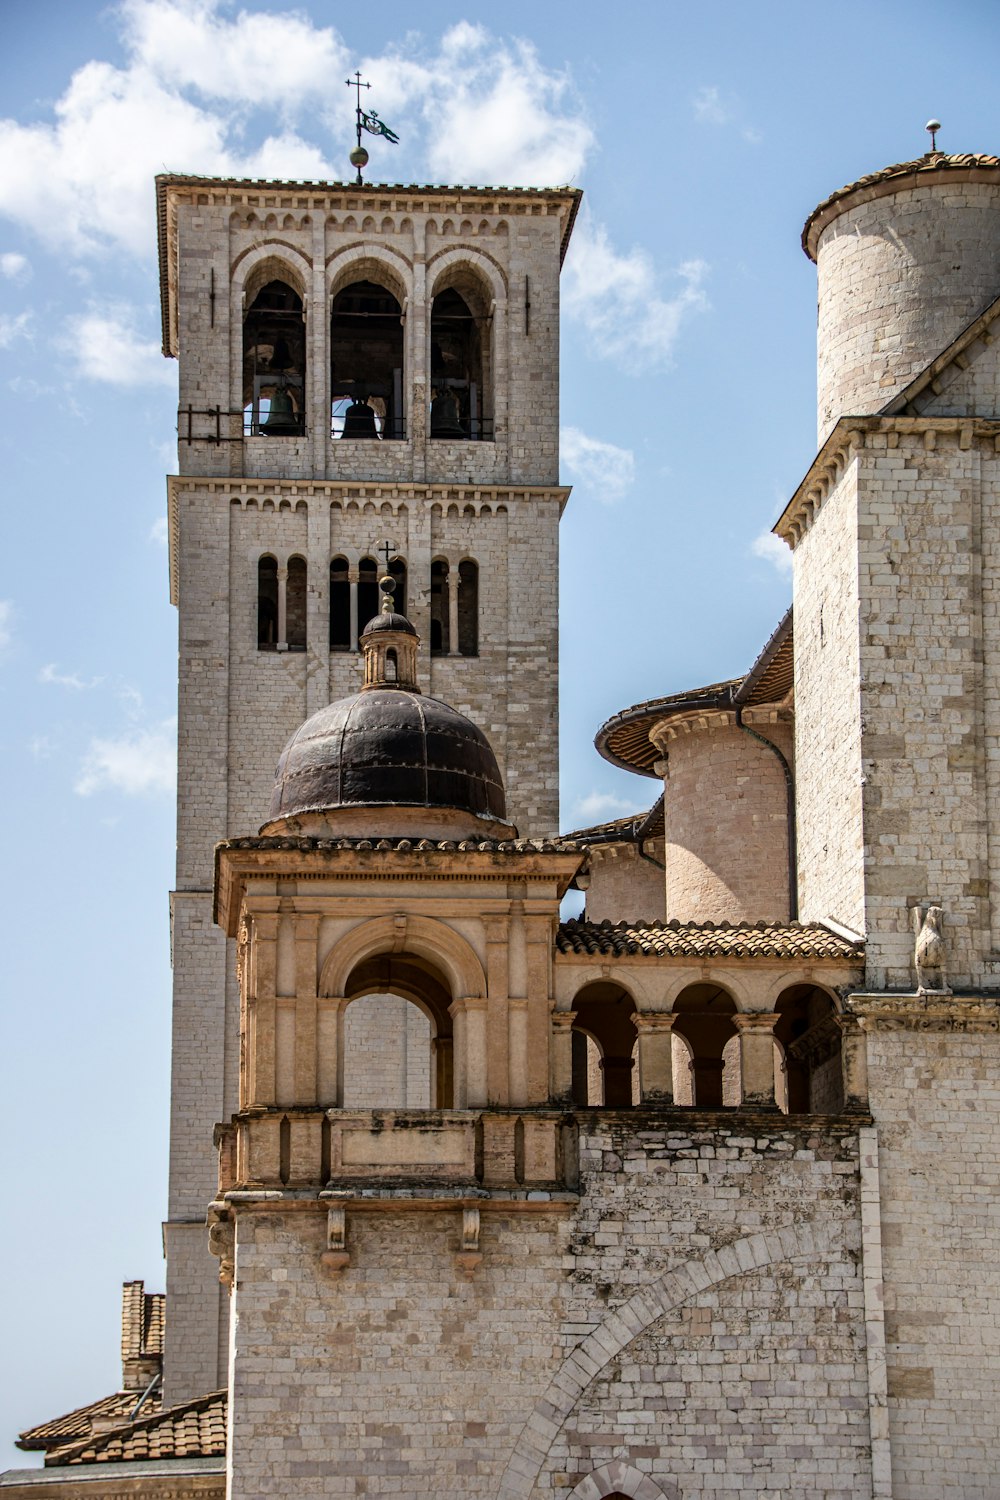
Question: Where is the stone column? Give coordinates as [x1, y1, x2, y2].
[448, 565, 461, 656]
[838, 1011, 870, 1112]
[635, 1013, 677, 1104]
[549, 1011, 575, 1104]
[292, 914, 320, 1105]
[460, 997, 488, 1108]
[348, 566, 359, 651]
[276, 564, 288, 650]
[733, 1013, 780, 1109]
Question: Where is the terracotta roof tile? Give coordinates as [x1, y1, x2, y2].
[221, 834, 581, 855]
[803, 153, 1000, 260]
[557, 918, 863, 962]
[47, 1392, 227, 1467]
[18, 1393, 162, 1452]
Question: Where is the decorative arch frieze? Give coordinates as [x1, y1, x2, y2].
[495, 1220, 841, 1500]
[318, 913, 488, 1002]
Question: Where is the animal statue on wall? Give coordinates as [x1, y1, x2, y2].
[913, 903, 949, 994]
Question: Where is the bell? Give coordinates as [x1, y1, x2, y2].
[262, 387, 298, 434]
[431, 387, 465, 438]
[342, 398, 379, 440]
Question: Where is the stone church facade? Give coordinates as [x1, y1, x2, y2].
[7, 149, 1000, 1500]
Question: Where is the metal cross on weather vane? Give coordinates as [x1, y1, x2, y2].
[345, 71, 400, 186]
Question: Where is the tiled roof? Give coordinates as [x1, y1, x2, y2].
[557, 918, 863, 961]
[121, 1281, 164, 1361]
[47, 1392, 227, 1467]
[18, 1393, 162, 1453]
[803, 153, 1000, 259]
[222, 834, 581, 854]
[563, 797, 665, 847]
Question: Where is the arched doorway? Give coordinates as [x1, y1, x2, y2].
[671, 983, 739, 1107]
[340, 951, 454, 1107]
[570, 982, 637, 1107]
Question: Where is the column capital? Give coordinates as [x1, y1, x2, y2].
[633, 1011, 678, 1034]
[550, 1009, 576, 1031]
[732, 1012, 780, 1033]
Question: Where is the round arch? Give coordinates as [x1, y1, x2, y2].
[326, 244, 411, 307]
[233, 244, 311, 307]
[318, 914, 487, 1003]
[427, 245, 508, 302]
[566, 1465, 678, 1500]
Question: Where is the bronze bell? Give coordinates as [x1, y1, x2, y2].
[342, 398, 379, 439]
[262, 387, 298, 434]
[431, 387, 465, 438]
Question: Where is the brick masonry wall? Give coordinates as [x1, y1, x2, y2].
[584, 840, 666, 925]
[867, 1027, 1000, 1498]
[814, 180, 1000, 442]
[228, 1120, 869, 1500]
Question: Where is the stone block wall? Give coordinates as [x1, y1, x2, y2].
[227, 1118, 868, 1500]
[584, 840, 666, 925]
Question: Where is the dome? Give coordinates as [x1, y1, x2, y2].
[361, 611, 417, 637]
[265, 687, 508, 831]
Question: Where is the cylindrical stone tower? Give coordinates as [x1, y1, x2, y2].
[803, 152, 1000, 442]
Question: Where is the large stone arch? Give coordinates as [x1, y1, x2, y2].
[318, 913, 487, 1002]
[326, 243, 412, 306]
[495, 1220, 841, 1500]
[566, 1464, 678, 1500]
[232, 242, 312, 306]
[427, 245, 508, 302]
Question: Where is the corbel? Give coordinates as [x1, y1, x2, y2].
[208, 1215, 235, 1291]
[454, 1206, 482, 1279]
[320, 1204, 350, 1276]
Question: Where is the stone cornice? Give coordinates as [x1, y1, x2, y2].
[166, 475, 570, 505]
[774, 416, 1000, 550]
[848, 991, 1000, 1032]
[649, 704, 791, 748]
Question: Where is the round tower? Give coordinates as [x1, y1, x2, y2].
[803, 151, 1000, 442]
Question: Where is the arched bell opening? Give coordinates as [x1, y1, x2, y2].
[429, 277, 492, 441]
[257, 554, 278, 649]
[570, 983, 638, 1108]
[331, 279, 405, 440]
[671, 984, 739, 1108]
[773, 984, 843, 1114]
[243, 279, 305, 436]
[430, 559, 450, 656]
[329, 556, 351, 651]
[340, 953, 454, 1108]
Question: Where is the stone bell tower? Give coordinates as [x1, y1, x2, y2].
[156, 173, 580, 1404]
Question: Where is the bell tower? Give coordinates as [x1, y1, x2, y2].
[156, 173, 580, 1404]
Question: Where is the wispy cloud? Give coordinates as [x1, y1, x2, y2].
[63, 306, 175, 386]
[39, 662, 103, 690]
[75, 717, 177, 797]
[0, 600, 12, 652]
[149, 515, 169, 546]
[751, 529, 793, 576]
[561, 427, 635, 503]
[692, 85, 761, 144]
[572, 789, 649, 825]
[563, 215, 709, 370]
[0, 310, 32, 348]
[0, 251, 30, 280]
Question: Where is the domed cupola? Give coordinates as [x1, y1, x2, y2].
[262, 576, 512, 839]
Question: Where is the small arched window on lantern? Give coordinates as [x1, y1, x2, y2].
[430, 560, 450, 656]
[331, 280, 405, 440]
[430, 278, 492, 441]
[243, 280, 305, 436]
[357, 557, 379, 634]
[258, 555, 279, 649]
[330, 557, 351, 651]
[385, 648, 398, 682]
[286, 556, 307, 651]
[457, 559, 478, 656]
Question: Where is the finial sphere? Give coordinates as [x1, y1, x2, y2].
[349, 146, 369, 169]
[925, 119, 942, 133]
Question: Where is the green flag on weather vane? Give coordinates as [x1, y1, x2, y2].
[345, 72, 400, 184]
[360, 110, 400, 145]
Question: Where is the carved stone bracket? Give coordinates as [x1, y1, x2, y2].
[320, 1203, 350, 1276]
[454, 1206, 482, 1279]
[208, 1216, 235, 1291]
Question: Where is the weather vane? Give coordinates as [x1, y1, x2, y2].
[346, 71, 400, 185]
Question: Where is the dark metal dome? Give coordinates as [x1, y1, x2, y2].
[361, 611, 416, 637]
[268, 688, 506, 823]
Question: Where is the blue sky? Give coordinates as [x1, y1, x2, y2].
[2, 0, 998, 1460]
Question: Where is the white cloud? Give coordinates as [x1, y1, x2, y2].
[0, 600, 12, 652]
[563, 215, 709, 369]
[39, 663, 102, 690]
[573, 789, 649, 825]
[63, 306, 176, 386]
[0, 251, 29, 280]
[0, 311, 32, 348]
[75, 717, 177, 796]
[751, 529, 793, 576]
[0, 5, 593, 259]
[561, 427, 635, 503]
[150, 515, 169, 546]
